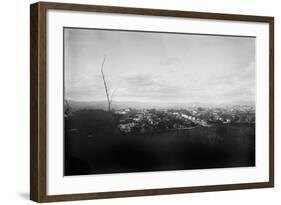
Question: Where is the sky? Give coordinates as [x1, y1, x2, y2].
[64, 28, 255, 105]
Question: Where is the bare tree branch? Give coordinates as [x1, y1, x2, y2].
[109, 86, 118, 106]
[64, 99, 72, 117]
[100, 55, 111, 111]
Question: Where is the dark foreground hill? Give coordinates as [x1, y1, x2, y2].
[64, 110, 255, 175]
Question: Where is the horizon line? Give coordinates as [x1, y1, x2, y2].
[65, 99, 255, 105]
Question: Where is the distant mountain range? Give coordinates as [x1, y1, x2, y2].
[67, 100, 255, 110]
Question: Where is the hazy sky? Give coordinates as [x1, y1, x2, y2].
[64, 28, 255, 104]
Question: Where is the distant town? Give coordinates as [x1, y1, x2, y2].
[114, 105, 255, 134]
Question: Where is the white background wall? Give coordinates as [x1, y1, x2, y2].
[0, 0, 279, 204]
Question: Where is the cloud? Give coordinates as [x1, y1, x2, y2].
[112, 73, 185, 101]
[64, 28, 256, 104]
[159, 56, 181, 66]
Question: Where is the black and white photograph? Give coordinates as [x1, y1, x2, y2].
[63, 27, 256, 176]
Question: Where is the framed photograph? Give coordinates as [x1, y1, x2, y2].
[30, 2, 274, 202]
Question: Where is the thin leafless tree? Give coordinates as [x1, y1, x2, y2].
[100, 55, 116, 111]
[64, 99, 72, 117]
[63, 81, 72, 117]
